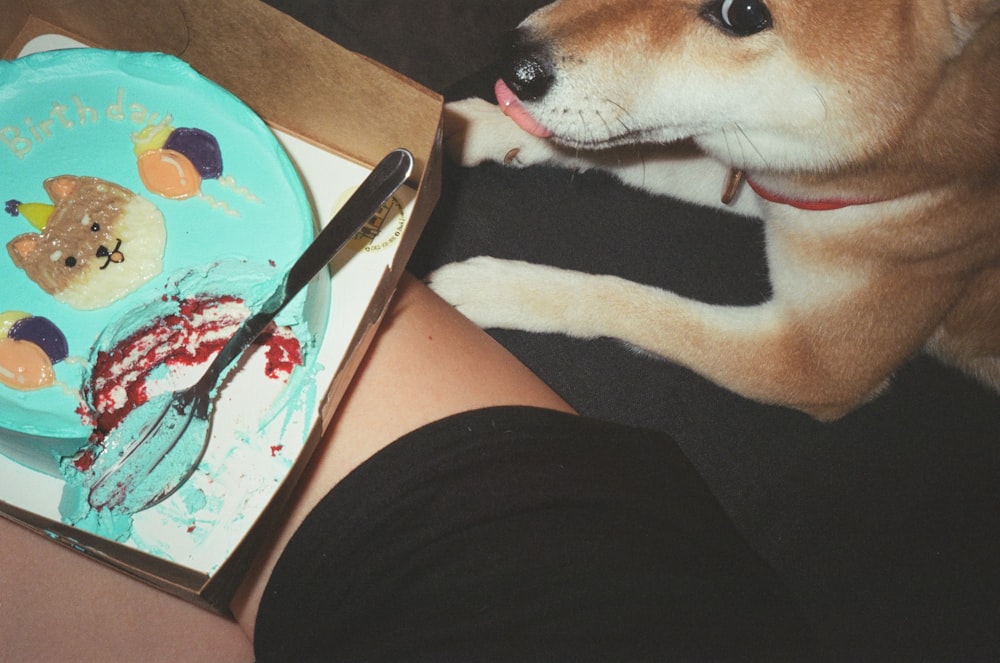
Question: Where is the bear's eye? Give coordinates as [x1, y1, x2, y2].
[80, 215, 99, 233]
[702, 0, 773, 36]
[65, 256, 77, 268]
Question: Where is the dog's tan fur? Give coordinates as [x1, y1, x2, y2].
[431, 0, 1000, 419]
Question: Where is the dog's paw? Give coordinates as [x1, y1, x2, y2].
[427, 256, 596, 335]
[444, 98, 558, 168]
[427, 256, 534, 329]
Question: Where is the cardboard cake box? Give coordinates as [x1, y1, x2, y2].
[0, 0, 442, 612]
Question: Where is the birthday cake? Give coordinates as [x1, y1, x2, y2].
[0, 49, 323, 536]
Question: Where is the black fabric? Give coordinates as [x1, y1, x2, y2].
[262, 2, 1000, 658]
[259, 0, 546, 91]
[255, 407, 814, 661]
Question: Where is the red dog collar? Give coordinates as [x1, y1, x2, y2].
[723, 168, 886, 211]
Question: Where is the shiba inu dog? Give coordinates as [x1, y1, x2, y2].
[431, 0, 1000, 419]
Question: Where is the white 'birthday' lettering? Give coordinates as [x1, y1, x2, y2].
[1, 88, 169, 161]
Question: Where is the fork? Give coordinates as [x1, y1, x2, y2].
[86, 148, 414, 514]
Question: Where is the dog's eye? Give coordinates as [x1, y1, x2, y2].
[90, 222, 100, 232]
[64, 256, 77, 268]
[703, 0, 773, 36]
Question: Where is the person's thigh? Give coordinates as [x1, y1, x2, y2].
[0, 515, 255, 662]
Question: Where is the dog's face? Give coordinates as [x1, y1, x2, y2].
[505, 0, 999, 173]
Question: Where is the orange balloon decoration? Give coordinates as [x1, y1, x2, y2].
[0, 337, 55, 390]
[137, 148, 203, 199]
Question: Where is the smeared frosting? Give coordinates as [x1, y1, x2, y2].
[59, 260, 310, 539]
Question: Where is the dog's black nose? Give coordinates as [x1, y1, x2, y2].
[501, 30, 554, 102]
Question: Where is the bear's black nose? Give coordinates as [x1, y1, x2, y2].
[501, 30, 555, 102]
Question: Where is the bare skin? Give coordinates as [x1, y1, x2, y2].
[0, 274, 574, 661]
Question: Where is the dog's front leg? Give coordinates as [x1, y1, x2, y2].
[427, 253, 946, 420]
[445, 98, 762, 216]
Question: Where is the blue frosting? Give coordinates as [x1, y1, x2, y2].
[0, 50, 320, 465]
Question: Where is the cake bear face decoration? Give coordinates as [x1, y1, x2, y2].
[5, 175, 166, 310]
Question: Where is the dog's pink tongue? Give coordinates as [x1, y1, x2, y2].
[495, 79, 553, 138]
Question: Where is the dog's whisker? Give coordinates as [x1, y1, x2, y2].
[734, 123, 769, 169]
[813, 87, 830, 119]
[721, 126, 737, 168]
[722, 125, 752, 172]
[634, 143, 648, 190]
[597, 101, 650, 186]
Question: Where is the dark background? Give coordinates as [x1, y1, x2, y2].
[265, 1, 1000, 658]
